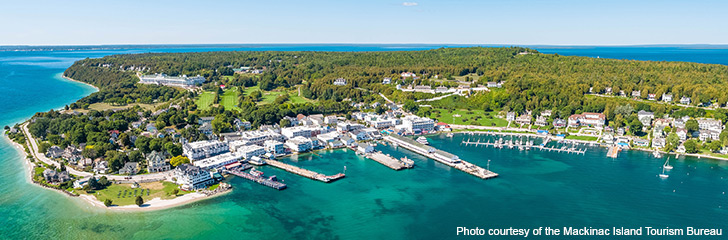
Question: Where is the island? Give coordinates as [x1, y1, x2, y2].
[5, 47, 728, 211]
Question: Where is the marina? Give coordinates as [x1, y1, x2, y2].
[225, 167, 287, 190]
[265, 159, 346, 183]
[384, 135, 498, 179]
[461, 138, 587, 154]
[364, 151, 415, 170]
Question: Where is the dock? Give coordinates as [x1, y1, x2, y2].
[225, 168, 287, 190]
[462, 139, 587, 154]
[384, 135, 498, 179]
[365, 151, 414, 170]
[607, 146, 620, 158]
[265, 159, 345, 183]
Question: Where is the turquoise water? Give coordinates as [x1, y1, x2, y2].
[1, 45, 728, 239]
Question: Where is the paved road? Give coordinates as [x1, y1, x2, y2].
[22, 123, 171, 181]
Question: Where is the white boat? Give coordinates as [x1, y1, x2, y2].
[663, 158, 673, 170]
[446, 133, 454, 138]
[659, 167, 669, 179]
[416, 137, 429, 145]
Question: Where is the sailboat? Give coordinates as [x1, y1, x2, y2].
[663, 158, 673, 170]
[659, 167, 669, 179]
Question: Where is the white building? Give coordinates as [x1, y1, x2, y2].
[285, 136, 313, 153]
[697, 119, 722, 131]
[193, 152, 244, 169]
[173, 164, 213, 190]
[139, 73, 205, 87]
[357, 143, 374, 154]
[401, 116, 435, 133]
[183, 140, 229, 161]
[333, 78, 347, 86]
[637, 110, 654, 126]
[264, 140, 285, 155]
[235, 145, 266, 159]
[662, 93, 673, 103]
[281, 127, 312, 139]
[146, 151, 170, 173]
[680, 96, 691, 105]
[506, 112, 516, 122]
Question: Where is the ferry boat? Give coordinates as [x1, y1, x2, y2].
[416, 137, 429, 145]
[663, 158, 673, 170]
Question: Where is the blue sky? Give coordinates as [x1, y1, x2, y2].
[1, 0, 726, 45]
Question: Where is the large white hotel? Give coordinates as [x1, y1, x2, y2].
[139, 73, 206, 87]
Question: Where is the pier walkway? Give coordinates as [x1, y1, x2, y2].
[225, 168, 287, 190]
[265, 159, 345, 183]
[462, 140, 587, 154]
[365, 151, 414, 170]
[384, 135, 498, 179]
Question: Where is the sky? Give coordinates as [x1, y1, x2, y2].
[1, 0, 727, 45]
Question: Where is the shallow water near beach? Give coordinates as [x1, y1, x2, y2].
[1, 45, 728, 239]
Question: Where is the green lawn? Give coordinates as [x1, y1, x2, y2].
[220, 88, 241, 110]
[196, 91, 217, 111]
[244, 85, 314, 105]
[565, 135, 599, 141]
[427, 108, 508, 127]
[86, 181, 184, 206]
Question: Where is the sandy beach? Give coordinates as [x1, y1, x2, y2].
[77, 188, 231, 212]
[61, 75, 100, 91]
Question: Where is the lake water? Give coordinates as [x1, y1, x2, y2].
[1, 45, 727, 239]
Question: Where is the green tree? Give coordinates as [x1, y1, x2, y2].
[172, 188, 180, 196]
[684, 139, 700, 154]
[708, 141, 722, 152]
[104, 199, 113, 207]
[666, 132, 679, 152]
[685, 119, 699, 134]
[629, 119, 643, 135]
[403, 100, 419, 113]
[165, 143, 183, 156]
[170, 155, 190, 167]
[38, 142, 51, 153]
[135, 196, 144, 206]
[279, 118, 291, 127]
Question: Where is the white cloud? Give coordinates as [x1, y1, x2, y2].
[402, 2, 418, 7]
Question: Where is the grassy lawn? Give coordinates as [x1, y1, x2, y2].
[565, 135, 599, 141]
[196, 91, 217, 111]
[220, 88, 241, 110]
[244, 85, 314, 105]
[427, 108, 508, 127]
[85, 181, 184, 206]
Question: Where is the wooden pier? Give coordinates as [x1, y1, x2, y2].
[364, 151, 414, 170]
[226, 168, 287, 190]
[606, 146, 620, 158]
[384, 135, 498, 179]
[462, 140, 587, 154]
[265, 159, 345, 183]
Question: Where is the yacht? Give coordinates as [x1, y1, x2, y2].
[663, 158, 673, 170]
[659, 167, 669, 179]
[416, 136, 429, 145]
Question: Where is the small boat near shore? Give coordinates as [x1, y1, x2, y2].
[659, 167, 669, 179]
[663, 158, 673, 170]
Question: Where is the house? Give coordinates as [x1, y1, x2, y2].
[94, 160, 109, 174]
[198, 122, 213, 136]
[382, 77, 391, 84]
[147, 151, 170, 173]
[45, 146, 63, 159]
[436, 122, 452, 131]
[698, 130, 721, 141]
[568, 115, 581, 128]
[435, 86, 449, 93]
[234, 118, 251, 130]
[77, 158, 93, 168]
[515, 114, 531, 125]
[569, 112, 606, 128]
[652, 138, 666, 149]
[662, 93, 673, 103]
[648, 94, 656, 101]
[652, 126, 665, 138]
[697, 119, 722, 131]
[348, 130, 369, 141]
[340, 135, 356, 147]
[633, 138, 649, 147]
[285, 136, 313, 153]
[617, 127, 626, 136]
[324, 115, 338, 125]
[553, 118, 566, 128]
[198, 116, 215, 125]
[619, 90, 627, 97]
[401, 72, 417, 79]
[534, 116, 548, 127]
[676, 128, 688, 141]
[119, 162, 139, 175]
[637, 110, 654, 126]
[673, 116, 689, 129]
[43, 169, 70, 183]
[333, 78, 347, 86]
[73, 177, 91, 189]
[631, 90, 641, 98]
[653, 118, 671, 128]
[174, 164, 214, 190]
[541, 110, 552, 118]
[506, 112, 516, 122]
[357, 143, 374, 154]
[680, 97, 691, 105]
[146, 123, 158, 133]
[605, 87, 613, 94]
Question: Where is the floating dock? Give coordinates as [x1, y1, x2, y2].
[364, 151, 414, 170]
[226, 168, 287, 190]
[384, 135, 498, 179]
[265, 159, 345, 183]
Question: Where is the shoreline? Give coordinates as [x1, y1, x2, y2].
[76, 187, 232, 212]
[61, 74, 100, 92]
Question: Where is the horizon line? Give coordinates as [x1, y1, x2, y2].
[2, 43, 728, 48]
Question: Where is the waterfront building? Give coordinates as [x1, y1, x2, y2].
[264, 140, 285, 155]
[285, 136, 313, 153]
[633, 138, 649, 147]
[348, 130, 370, 141]
[652, 138, 666, 149]
[506, 112, 516, 122]
[174, 164, 214, 190]
[569, 112, 606, 128]
[340, 135, 356, 147]
[42, 169, 70, 183]
[515, 114, 532, 125]
[147, 150, 170, 173]
[357, 143, 374, 154]
[194, 152, 244, 169]
[316, 131, 340, 144]
[235, 145, 266, 159]
[183, 140, 229, 161]
[534, 116, 548, 127]
[401, 115, 435, 133]
[138, 73, 205, 87]
[73, 177, 90, 189]
[553, 118, 566, 128]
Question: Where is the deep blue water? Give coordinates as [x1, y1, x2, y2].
[1, 44, 727, 240]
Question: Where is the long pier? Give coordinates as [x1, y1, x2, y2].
[364, 151, 414, 170]
[265, 159, 345, 183]
[462, 140, 587, 154]
[226, 168, 287, 190]
[384, 135, 498, 179]
[606, 146, 620, 158]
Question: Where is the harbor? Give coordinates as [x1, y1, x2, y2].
[364, 151, 415, 170]
[384, 135, 498, 179]
[265, 159, 346, 183]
